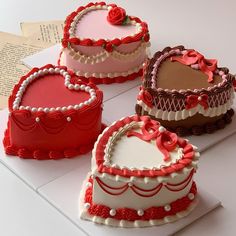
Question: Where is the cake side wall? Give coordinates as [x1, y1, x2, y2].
[92, 168, 195, 210]
[8, 104, 102, 151]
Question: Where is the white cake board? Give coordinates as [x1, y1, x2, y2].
[22, 45, 141, 102]
[37, 163, 221, 236]
[0, 109, 110, 190]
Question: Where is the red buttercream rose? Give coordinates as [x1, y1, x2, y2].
[139, 90, 153, 108]
[107, 7, 126, 25]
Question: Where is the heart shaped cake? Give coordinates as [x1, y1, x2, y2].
[136, 46, 235, 136]
[3, 64, 103, 160]
[59, 2, 150, 84]
[80, 115, 199, 227]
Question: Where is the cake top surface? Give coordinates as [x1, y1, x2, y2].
[75, 9, 137, 40]
[156, 59, 222, 90]
[9, 64, 103, 115]
[144, 46, 233, 94]
[62, 2, 150, 51]
[92, 115, 199, 181]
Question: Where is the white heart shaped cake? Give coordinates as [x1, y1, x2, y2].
[59, 2, 150, 84]
[3, 64, 103, 159]
[80, 115, 200, 227]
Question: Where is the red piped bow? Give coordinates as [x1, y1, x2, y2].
[186, 94, 209, 110]
[171, 50, 217, 83]
[127, 120, 178, 162]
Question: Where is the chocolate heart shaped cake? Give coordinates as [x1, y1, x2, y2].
[80, 115, 199, 227]
[3, 64, 103, 159]
[136, 46, 235, 136]
[59, 2, 150, 84]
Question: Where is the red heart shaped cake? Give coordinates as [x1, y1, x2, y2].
[3, 64, 103, 160]
[136, 46, 235, 136]
[59, 2, 150, 84]
[80, 115, 199, 227]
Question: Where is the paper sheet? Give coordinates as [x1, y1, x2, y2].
[20, 20, 64, 44]
[0, 32, 51, 109]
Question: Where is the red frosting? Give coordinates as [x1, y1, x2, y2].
[84, 177, 197, 221]
[185, 94, 209, 110]
[62, 2, 150, 52]
[137, 88, 153, 108]
[95, 115, 196, 178]
[3, 64, 104, 160]
[107, 6, 126, 25]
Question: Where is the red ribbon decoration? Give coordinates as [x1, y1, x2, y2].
[171, 50, 217, 83]
[185, 94, 209, 110]
[127, 120, 178, 162]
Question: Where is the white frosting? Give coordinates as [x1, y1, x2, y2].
[79, 175, 199, 228]
[137, 90, 234, 121]
[13, 67, 97, 112]
[103, 122, 184, 170]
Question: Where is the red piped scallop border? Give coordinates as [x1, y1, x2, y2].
[95, 115, 197, 178]
[62, 2, 150, 52]
[84, 177, 197, 221]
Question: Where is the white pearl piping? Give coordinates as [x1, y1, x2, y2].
[84, 203, 91, 209]
[13, 67, 97, 112]
[164, 204, 171, 212]
[109, 209, 116, 216]
[188, 193, 195, 200]
[137, 209, 144, 216]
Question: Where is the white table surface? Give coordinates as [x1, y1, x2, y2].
[1, 0, 236, 235]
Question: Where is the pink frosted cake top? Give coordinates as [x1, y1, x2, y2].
[62, 2, 150, 52]
[75, 9, 137, 40]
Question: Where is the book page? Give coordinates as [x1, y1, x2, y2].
[0, 32, 51, 109]
[20, 20, 64, 44]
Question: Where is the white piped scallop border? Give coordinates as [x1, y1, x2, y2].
[74, 62, 144, 79]
[13, 67, 97, 112]
[66, 42, 150, 64]
[79, 175, 199, 228]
